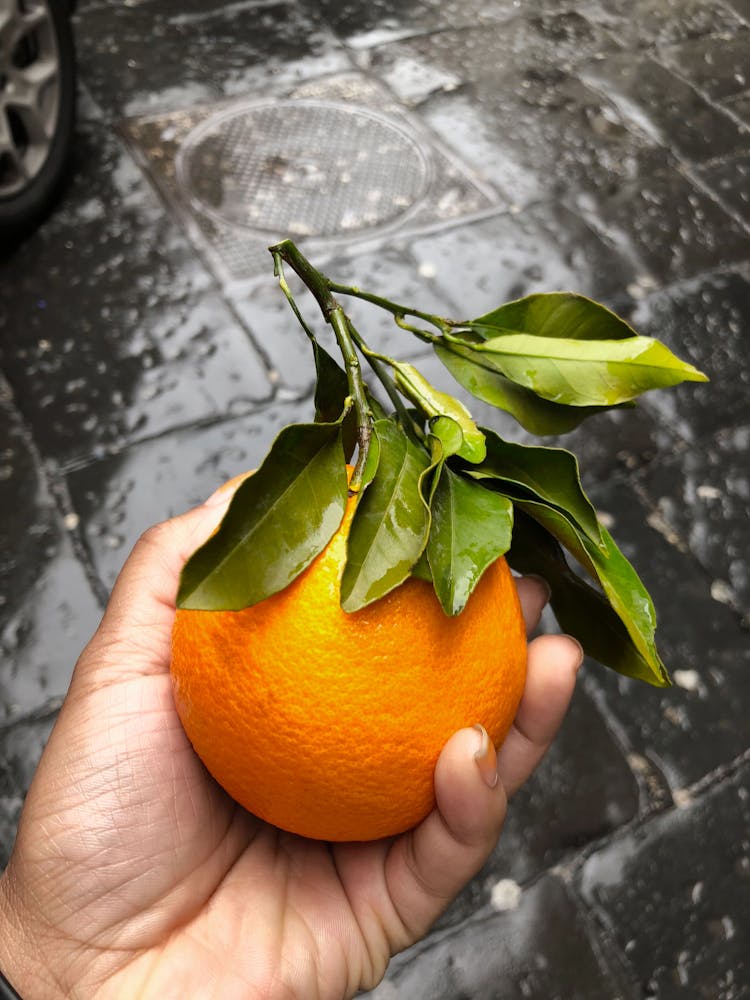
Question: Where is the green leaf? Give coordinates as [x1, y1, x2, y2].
[468, 428, 604, 549]
[450, 332, 707, 407]
[312, 341, 348, 421]
[312, 341, 357, 460]
[429, 415, 465, 460]
[391, 361, 486, 462]
[177, 421, 348, 611]
[341, 417, 431, 611]
[469, 292, 638, 342]
[507, 512, 669, 686]
[582, 523, 667, 682]
[411, 550, 433, 582]
[434, 341, 621, 435]
[507, 499, 669, 687]
[427, 467, 514, 615]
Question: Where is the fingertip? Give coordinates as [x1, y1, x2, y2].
[384, 729, 509, 943]
[515, 575, 551, 634]
[530, 632, 584, 676]
[434, 727, 507, 848]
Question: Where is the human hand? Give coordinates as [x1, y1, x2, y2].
[0, 487, 581, 999]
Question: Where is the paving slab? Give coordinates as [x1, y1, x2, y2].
[1, 0, 749, 995]
[582, 474, 750, 795]
[694, 153, 750, 226]
[637, 425, 750, 621]
[65, 404, 307, 592]
[73, 0, 350, 118]
[722, 88, 750, 125]
[406, 209, 638, 318]
[432, 683, 640, 932]
[363, 17, 674, 214]
[0, 118, 272, 468]
[722, 0, 750, 21]
[580, 52, 749, 163]
[364, 872, 636, 1000]
[0, 711, 59, 870]
[298, 0, 522, 47]
[579, 760, 750, 1000]
[591, 0, 743, 48]
[0, 388, 102, 725]
[660, 28, 750, 102]
[577, 166, 749, 286]
[631, 268, 750, 439]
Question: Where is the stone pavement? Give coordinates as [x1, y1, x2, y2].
[1, 0, 749, 996]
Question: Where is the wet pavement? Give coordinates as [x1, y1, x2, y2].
[1, 0, 749, 996]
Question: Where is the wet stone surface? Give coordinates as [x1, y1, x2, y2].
[695, 153, 750, 226]
[73, 1, 349, 117]
[580, 166, 749, 286]
[364, 18, 672, 213]
[0, 390, 102, 724]
[0, 120, 272, 466]
[2, 0, 749, 995]
[631, 268, 750, 439]
[590, 0, 744, 48]
[298, 0, 523, 47]
[661, 29, 750, 103]
[582, 474, 750, 795]
[637, 426, 750, 621]
[406, 208, 638, 319]
[363, 873, 635, 1000]
[433, 683, 641, 932]
[580, 53, 750, 164]
[579, 761, 750, 1000]
[65, 405, 302, 592]
[0, 712, 58, 869]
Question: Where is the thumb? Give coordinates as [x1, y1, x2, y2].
[385, 726, 507, 945]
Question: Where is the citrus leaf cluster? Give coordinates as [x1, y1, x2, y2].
[176, 241, 708, 688]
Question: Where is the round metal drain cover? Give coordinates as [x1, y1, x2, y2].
[176, 100, 431, 238]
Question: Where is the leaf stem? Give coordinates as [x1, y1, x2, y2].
[269, 240, 372, 491]
[346, 320, 425, 442]
[327, 280, 456, 336]
[272, 251, 318, 345]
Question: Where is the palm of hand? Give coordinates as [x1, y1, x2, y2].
[24, 666, 396, 998]
[2, 497, 580, 1000]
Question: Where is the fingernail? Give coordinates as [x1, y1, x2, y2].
[562, 635, 585, 672]
[473, 724, 499, 788]
[525, 574, 552, 602]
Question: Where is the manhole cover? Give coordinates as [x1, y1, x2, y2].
[175, 99, 432, 238]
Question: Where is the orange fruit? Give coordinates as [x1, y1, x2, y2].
[171, 480, 527, 842]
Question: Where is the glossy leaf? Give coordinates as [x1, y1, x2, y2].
[341, 417, 431, 611]
[427, 467, 514, 615]
[434, 341, 621, 434]
[313, 341, 349, 421]
[469, 292, 638, 342]
[450, 332, 707, 407]
[312, 341, 357, 460]
[392, 361, 486, 462]
[468, 429, 604, 549]
[429, 415, 465, 460]
[507, 511, 670, 687]
[509, 498, 669, 687]
[411, 550, 433, 583]
[177, 421, 348, 611]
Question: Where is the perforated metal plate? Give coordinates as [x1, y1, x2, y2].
[122, 73, 499, 284]
[177, 100, 431, 238]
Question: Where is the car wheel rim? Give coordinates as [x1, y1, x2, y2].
[0, 0, 61, 200]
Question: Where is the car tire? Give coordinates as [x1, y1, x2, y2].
[0, 0, 76, 241]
